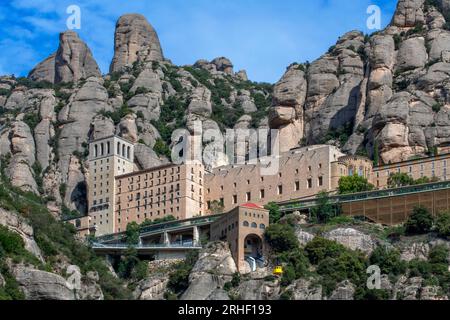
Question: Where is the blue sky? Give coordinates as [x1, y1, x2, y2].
[0, 0, 398, 83]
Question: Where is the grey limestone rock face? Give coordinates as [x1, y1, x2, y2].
[29, 31, 101, 84]
[396, 37, 428, 72]
[391, 0, 425, 27]
[235, 279, 280, 300]
[0, 208, 44, 262]
[6, 121, 38, 193]
[188, 86, 212, 117]
[110, 14, 164, 73]
[324, 228, 376, 255]
[211, 57, 234, 75]
[11, 265, 76, 300]
[329, 280, 355, 300]
[133, 275, 169, 300]
[181, 242, 237, 300]
[287, 278, 322, 300]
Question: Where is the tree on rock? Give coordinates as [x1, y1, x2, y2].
[405, 206, 434, 235]
[338, 175, 374, 195]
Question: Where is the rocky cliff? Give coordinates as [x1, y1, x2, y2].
[1, 1, 449, 215]
[0, 12, 271, 214]
[269, 0, 450, 162]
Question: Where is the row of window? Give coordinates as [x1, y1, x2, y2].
[243, 221, 266, 229]
[376, 161, 449, 178]
[92, 141, 132, 160]
[207, 178, 324, 208]
[118, 176, 182, 190]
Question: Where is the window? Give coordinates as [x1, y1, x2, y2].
[295, 181, 300, 191]
[277, 185, 283, 195]
[260, 189, 265, 199]
[307, 179, 312, 189]
[243, 221, 249, 227]
[251, 222, 257, 228]
[318, 176, 323, 187]
[232, 195, 237, 204]
[260, 224, 266, 230]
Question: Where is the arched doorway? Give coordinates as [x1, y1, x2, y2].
[244, 234, 263, 260]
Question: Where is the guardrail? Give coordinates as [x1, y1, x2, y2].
[95, 214, 222, 244]
[278, 180, 450, 212]
[91, 242, 201, 249]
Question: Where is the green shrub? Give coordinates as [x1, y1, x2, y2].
[435, 211, 450, 239]
[153, 138, 172, 158]
[304, 237, 347, 265]
[316, 251, 367, 296]
[98, 104, 133, 125]
[405, 206, 434, 235]
[311, 191, 340, 223]
[264, 224, 298, 253]
[224, 272, 241, 291]
[0, 225, 25, 255]
[338, 175, 375, 195]
[264, 202, 281, 224]
[23, 112, 41, 131]
[280, 264, 296, 287]
[125, 222, 140, 245]
[428, 245, 449, 265]
[369, 246, 407, 276]
[432, 103, 442, 113]
[277, 249, 310, 286]
[388, 173, 415, 188]
[354, 288, 390, 300]
[167, 251, 199, 296]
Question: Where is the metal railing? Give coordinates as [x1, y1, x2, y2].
[95, 214, 222, 244]
[279, 180, 450, 212]
[91, 242, 201, 249]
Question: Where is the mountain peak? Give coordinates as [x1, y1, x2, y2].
[109, 14, 164, 73]
[28, 31, 100, 84]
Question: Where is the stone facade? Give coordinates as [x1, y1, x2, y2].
[87, 135, 134, 236]
[114, 161, 205, 232]
[204, 145, 371, 213]
[373, 153, 450, 188]
[210, 204, 269, 272]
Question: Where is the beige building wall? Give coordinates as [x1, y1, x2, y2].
[88, 136, 134, 236]
[205, 145, 346, 213]
[210, 204, 269, 272]
[373, 154, 450, 188]
[114, 161, 205, 233]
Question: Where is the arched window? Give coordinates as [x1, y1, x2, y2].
[358, 166, 364, 177]
[101, 143, 104, 156]
[127, 146, 131, 159]
[243, 221, 249, 227]
[251, 222, 257, 228]
[260, 224, 266, 230]
[107, 141, 110, 154]
[122, 144, 126, 157]
[94, 144, 98, 157]
[117, 142, 120, 154]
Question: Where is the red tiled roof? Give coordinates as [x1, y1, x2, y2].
[240, 203, 264, 209]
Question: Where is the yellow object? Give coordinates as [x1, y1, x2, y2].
[273, 266, 283, 275]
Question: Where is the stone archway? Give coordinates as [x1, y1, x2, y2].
[243, 234, 263, 260]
